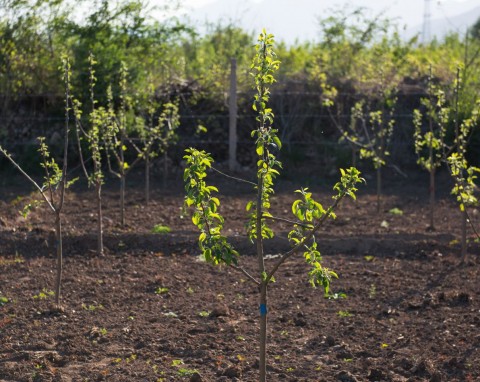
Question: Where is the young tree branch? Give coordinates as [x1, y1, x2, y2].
[267, 193, 345, 281]
[230, 264, 260, 285]
[211, 166, 257, 186]
[263, 214, 313, 229]
[0, 146, 56, 212]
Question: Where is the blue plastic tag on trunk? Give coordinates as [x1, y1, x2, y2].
[259, 303, 267, 316]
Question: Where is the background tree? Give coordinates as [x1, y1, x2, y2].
[413, 68, 448, 230]
[103, 62, 132, 227]
[64, 0, 188, 104]
[131, 86, 180, 202]
[0, 57, 73, 306]
[73, 53, 111, 255]
[336, 81, 396, 213]
[471, 16, 480, 40]
[445, 70, 480, 262]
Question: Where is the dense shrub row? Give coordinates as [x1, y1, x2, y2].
[1, 1, 480, 170]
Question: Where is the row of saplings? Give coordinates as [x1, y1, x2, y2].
[320, 64, 479, 262]
[1, 54, 181, 300]
[0, 30, 478, 381]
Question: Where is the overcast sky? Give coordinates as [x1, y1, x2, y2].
[175, 0, 480, 43]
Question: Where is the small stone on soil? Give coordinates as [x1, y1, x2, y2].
[189, 372, 203, 382]
[209, 304, 230, 318]
[326, 335, 336, 347]
[367, 368, 385, 381]
[222, 365, 241, 378]
[336, 370, 358, 382]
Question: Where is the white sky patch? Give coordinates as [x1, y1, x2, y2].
[166, 0, 480, 43]
[182, 0, 217, 8]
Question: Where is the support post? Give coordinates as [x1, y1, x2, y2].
[229, 58, 238, 172]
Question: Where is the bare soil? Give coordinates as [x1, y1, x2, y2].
[0, 169, 479, 382]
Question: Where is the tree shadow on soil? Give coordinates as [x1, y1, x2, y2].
[0, 229, 199, 259]
[2, 227, 478, 264]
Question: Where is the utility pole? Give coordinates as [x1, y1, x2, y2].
[422, 0, 432, 44]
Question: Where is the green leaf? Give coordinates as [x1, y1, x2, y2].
[155, 287, 169, 294]
[171, 359, 183, 367]
[256, 144, 264, 156]
[388, 208, 403, 216]
[292, 200, 301, 215]
[192, 214, 200, 226]
[261, 271, 268, 282]
[273, 136, 282, 149]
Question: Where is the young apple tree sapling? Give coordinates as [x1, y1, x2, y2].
[413, 67, 448, 230]
[130, 88, 180, 203]
[0, 57, 75, 306]
[73, 53, 112, 255]
[183, 30, 364, 382]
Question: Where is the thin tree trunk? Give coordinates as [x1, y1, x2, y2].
[352, 146, 358, 208]
[163, 151, 168, 189]
[376, 167, 382, 213]
[54, 213, 63, 306]
[53, 57, 69, 307]
[461, 208, 467, 262]
[96, 181, 104, 255]
[428, 114, 435, 230]
[259, 283, 267, 382]
[256, 173, 267, 382]
[429, 168, 435, 230]
[120, 174, 125, 227]
[120, 125, 126, 226]
[145, 154, 150, 204]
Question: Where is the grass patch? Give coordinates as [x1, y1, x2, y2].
[151, 225, 171, 234]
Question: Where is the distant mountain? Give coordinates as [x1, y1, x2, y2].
[185, 0, 480, 44]
[405, 5, 480, 41]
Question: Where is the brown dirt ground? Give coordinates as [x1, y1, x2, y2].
[0, 168, 479, 382]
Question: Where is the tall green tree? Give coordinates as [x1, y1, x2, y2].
[65, 0, 188, 104]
